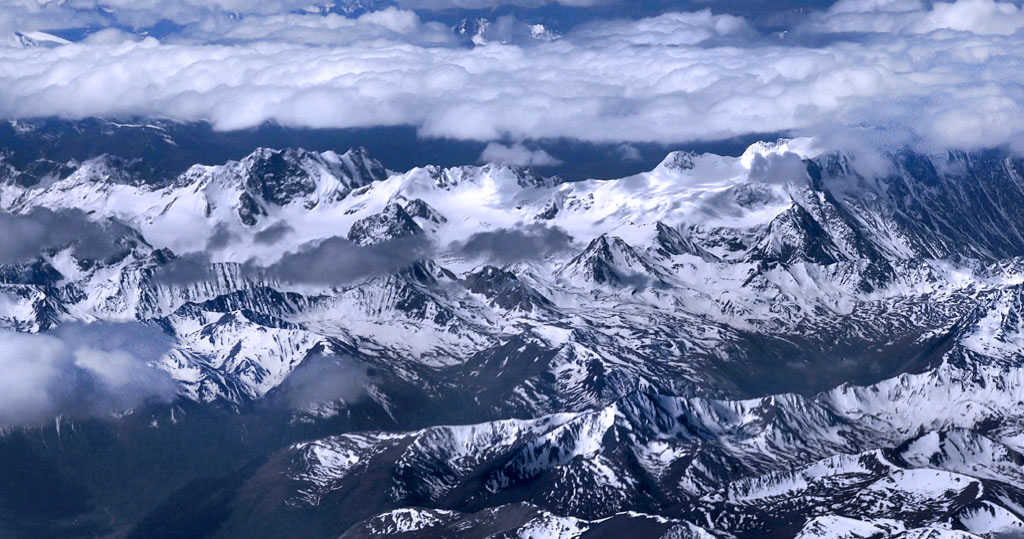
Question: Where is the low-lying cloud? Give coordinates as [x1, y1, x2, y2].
[0, 322, 177, 426]
[154, 234, 434, 287]
[453, 223, 574, 263]
[276, 353, 371, 410]
[746, 151, 811, 185]
[261, 235, 433, 285]
[0, 208, 133, 265]
[151, 252, 225, 286]
[253, 221, 295, 245]
[154, 221, 578, 287]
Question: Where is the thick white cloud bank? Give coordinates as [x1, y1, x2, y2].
[807, 0, 1024, 35]
[0, 0, 1023, 151]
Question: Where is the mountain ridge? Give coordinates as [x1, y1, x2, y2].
[1, 133, 1024, 537]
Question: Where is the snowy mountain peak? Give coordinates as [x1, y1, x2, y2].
[959, 285, 1024, 362]
[654, 222, 719, 262]
[558, 234, 667, 287]
[657, 151, 699, 172]
[463, 265, 553, 312]
[419, 163, 556, 191]
[6, 132, 1024, 536]
[746, 202, 845, 267]
[237, 146, 385, 207]
[403, 198, 447, 225]
[6, 31, 71, 49]
[348, 202, 423, 246]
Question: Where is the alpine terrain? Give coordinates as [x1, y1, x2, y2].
[1, 121, 1023, 539]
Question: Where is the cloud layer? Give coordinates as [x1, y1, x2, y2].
[453, 223, 575, 263]
[0, 0, 1022, 152]
[154, 235, 434, 287]
[805, 0, 1024, 35]
[154, 224, 575, 287]
[0, 322, 176, 426]
[276, 354, 371, 410]
[0, 208, 135, 265]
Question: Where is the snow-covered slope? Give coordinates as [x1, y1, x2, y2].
[3, 136, 1024, 537]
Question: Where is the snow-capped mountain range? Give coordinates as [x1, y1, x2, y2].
[1, 127, 1024, 538]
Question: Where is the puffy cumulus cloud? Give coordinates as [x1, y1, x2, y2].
[0, 0, 608, 35]
[358, 7, 424, 33]
[0, 5, 1022, 153]
[479, 142, 562, 166]
[0, 322, 176, 426]
[80, 28, 146, 45]
[804, 0, 1024, 35]
[0, 0, 319, 32]
[171, 8, 456, 47]
[570, 10, 755, 45]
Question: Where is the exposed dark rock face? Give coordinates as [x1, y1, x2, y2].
[2, 134, 1024, 538]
